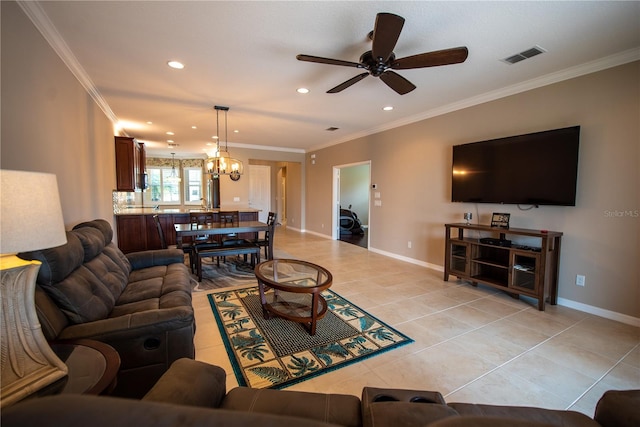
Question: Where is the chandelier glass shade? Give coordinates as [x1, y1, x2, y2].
[167, 152, 181, 183]
[206, 106, 243, 180]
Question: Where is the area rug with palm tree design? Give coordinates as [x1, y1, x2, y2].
[207, 286, 413, 389]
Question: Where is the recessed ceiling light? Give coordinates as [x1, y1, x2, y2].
[383, 106, 393, 111]
[234, 130, 239, 133]
[212, 136, 218, 140]
[166, 131, 175, 135]
[167, 61, 184, 69]
[191, 125, 197, 129]
[297, 87, 309, 94]
[167, 139, 174, 143]
[146, 121, 153, 125]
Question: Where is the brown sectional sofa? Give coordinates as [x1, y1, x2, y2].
[17, 219, 195, 398]
[3, 359, 637, 427]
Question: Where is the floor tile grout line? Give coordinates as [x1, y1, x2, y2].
[443, 311, 588, 401]
[565, 341, 640, 411]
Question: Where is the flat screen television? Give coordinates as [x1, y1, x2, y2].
[451, 126, 580, 206]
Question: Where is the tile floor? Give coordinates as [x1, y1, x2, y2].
[192, 227, 639, 418]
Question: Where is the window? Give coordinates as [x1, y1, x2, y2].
[184, 167, 203, 204]
[146, 167, 181, 204]
[144, 166, 203, 205]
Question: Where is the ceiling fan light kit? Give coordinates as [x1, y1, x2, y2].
[297, 12, 469, 95]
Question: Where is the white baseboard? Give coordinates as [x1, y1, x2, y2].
[557, 298, 640, 327]
[368, 247, 443, 272]
[300, 229, 331, 239]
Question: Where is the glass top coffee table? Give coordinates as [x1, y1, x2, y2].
[254, 259, 333, 336]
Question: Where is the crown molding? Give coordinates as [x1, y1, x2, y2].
[18, 1, 119, 124]
[310, 48, 640, 153]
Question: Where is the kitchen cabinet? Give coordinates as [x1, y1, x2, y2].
[115, 136, 146, 191]
[116, 215, 146, 253]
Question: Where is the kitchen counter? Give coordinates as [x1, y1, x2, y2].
[114, 208, 261, 253]
[114, 207, 260, 216]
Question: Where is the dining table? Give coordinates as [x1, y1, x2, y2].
[174, 220, 274, 260]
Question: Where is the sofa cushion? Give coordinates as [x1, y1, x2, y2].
[1, 395, 344, 427]
[364, 402, 459, 427]
[594, 389, 640, 427]
[73, 219, 114, 244]
[143, 359, 227, 408]
[18, 231, 84, 285]
[73, 226, 106, 262]
[448, 403, 599, 427]
[221, 387, 362, 427]
[429, 416, 557, 427]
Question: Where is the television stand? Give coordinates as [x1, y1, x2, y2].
[444, 223, 563, 311]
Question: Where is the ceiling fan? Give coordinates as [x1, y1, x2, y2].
[296, 12, 468, 95]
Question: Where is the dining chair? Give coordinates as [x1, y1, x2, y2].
[251, 211, 277, 259]
[189, 212, 217, 244]
[153, 214, 196, 272]
[216, 210, 253, 265]
[218, 211, 242, 245]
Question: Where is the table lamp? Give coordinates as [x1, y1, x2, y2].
[0, 170, 69, 407]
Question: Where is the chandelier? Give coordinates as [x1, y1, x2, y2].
[167, 152, 181, 183]
[206, 105, 243, 181]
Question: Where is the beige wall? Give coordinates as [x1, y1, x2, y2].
[1, 1, 116, 229]
[307, 62, 639, 319]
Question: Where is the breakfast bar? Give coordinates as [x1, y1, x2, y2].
[114, 207, 260, 253]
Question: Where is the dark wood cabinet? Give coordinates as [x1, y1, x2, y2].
[116, 215, 147, 253]
[444, 223, 562, 311]
[115, 136, 146, 191]
[117, 211, 258, 253]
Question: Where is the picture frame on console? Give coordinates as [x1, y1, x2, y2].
[491, 213, 510, 229]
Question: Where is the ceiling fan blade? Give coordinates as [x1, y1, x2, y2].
[379, 71, 416, 95]
[391, 47, 469, 70]
[371, 13, 405, 63]
[327, 73, 369, 93]
[296, 54, 362, 68]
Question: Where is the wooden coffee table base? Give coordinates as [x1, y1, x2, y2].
[255, 259, 333, 336]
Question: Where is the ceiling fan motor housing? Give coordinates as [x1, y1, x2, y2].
[361, 51, 394, 76]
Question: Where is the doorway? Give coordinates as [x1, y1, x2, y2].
[249, 165, 271, 223]
[332, 162, 371, 248]
[277, 166, 287, 226]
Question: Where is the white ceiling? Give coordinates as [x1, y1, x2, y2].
[23, 1, 640, 157]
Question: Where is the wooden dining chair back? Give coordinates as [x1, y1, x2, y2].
[153, 214, 168, 249]
[252, 211, 277, 259]
[218, 211, 242, 244]
[154, 214, 196, 272]
[190, 212, 217, 243]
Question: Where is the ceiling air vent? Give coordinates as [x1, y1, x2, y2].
[325, 127, 339, 131]
[502, 45, 546, 65]
[167, 143, 179, 148]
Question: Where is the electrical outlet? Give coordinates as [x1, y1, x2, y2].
[408, 241, 412, 249]
[576, 274, 586, 287]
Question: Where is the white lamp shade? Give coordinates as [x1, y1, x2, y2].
[1, 170, 67, 254]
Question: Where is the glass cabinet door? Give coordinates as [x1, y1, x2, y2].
[511, 252, 539, 293]
[449, 242, 469, 275]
